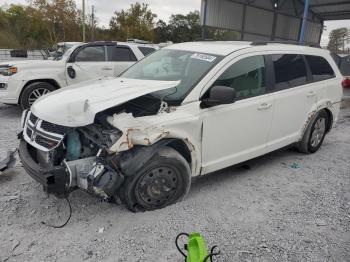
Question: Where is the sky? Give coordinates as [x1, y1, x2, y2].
[0, 0, 349, 46]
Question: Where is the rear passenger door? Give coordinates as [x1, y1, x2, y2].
[267, 54, 317, 150]
[107, 45, 138, 76]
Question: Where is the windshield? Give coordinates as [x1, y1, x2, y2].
[52, 45, 74, 61]
[121, 49, 223, 102]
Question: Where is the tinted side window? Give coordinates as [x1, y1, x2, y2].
[214, 55, 266, 100]
[305, 55, 335, 82]
[108, 46, 137, 62]
[76, 46, 106, 62]
[272, 54, 307, 90]
[138, 47, 156, 56]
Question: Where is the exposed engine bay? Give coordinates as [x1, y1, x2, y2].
[18, 94, 176, 200]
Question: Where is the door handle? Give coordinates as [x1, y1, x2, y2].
[307, 91, 316, 97]
[258, 103, 272, 110]
[102, 67, 113, 70]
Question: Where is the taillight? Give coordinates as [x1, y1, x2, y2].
[342, 78, 350, 88]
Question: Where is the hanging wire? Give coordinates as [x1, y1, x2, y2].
[204, 245, 221, 262]
[41, 197, 72, 228]
[175, 232, 190, 258]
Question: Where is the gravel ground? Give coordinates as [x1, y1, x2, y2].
[0, 101, 349, 262]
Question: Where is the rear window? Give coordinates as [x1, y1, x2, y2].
[305, 55, 335, 82]
[272, 54, 308, 90]
[138, 46, 156, 56]
[108, 46, 137, 62]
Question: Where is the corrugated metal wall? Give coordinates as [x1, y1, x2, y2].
[275, 14, 300, 40]
[244, 7, 274, 36]
[201, 0, 323, 44]
[201, 0, 244, 31]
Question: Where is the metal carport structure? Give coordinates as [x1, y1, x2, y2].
[200, 0, 350, 44]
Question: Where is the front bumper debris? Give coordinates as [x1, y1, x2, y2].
[18, 139, 69, 197]
[0, 149, 16, 172]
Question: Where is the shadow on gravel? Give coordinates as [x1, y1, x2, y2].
[0, 104, 22, 118]
[44, 146, 304, 214]
[189, 146, 301, 197]
[0, 170, 17, 183]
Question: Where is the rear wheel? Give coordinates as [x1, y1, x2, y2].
[120, 146, 191, 212]
[297, 110, 328, 154]
[20, 82, 56, 109]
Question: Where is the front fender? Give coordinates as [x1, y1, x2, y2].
[107, 110, 202, 176]
[116, 139, 175, 177]
[13, 63, 67, 89]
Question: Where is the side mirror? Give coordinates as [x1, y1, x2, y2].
[201, 85, 236, 108]
[67, 66, 76, 79]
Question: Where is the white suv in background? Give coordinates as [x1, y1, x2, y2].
[0, 41, 158, 109]
[19, 41, 343, 212]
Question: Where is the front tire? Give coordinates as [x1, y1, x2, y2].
[120, 146, 191, 212]
[20, 82, 56, 110]
[297, 110, 328, 154]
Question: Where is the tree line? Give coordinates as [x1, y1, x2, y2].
[327, 28, 350, 54]
[0, 0, 239, 49]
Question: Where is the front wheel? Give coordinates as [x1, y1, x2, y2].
[20, 82, 56, 110]
[120, 146, 191, 212]
[297, 110, 328, 154]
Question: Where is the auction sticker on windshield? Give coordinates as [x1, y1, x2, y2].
[191, 53, 217, 62]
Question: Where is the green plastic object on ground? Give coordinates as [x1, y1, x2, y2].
[187, 233, 208, 262]
[175, 232, 220, 262]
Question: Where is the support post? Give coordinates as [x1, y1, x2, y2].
[91, 5, 95, 41]
[299, 0, 310, 43]
[317, 21, 324, 45]
[271, 3, 278, 40]
[201, 0, 208, 40]
[240, 4, 247, 40]
[82, 0, 86, 42]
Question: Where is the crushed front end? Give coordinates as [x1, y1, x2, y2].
[18, 110, 124, 199]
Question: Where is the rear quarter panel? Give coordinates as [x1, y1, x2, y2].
[316, 53, 343, 123]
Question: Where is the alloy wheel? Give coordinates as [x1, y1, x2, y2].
[28, 88, 51, 105]
[310, 117, 326, 148]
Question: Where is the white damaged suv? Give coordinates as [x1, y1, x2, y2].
[18, 41, 343, 211]
[0, 41, 158, 109]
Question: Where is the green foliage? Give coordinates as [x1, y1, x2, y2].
[109, 3, 157, 41]
[167, 11, 201, 43]
[0, 1, 237, 49]
[32, 0, 81, 45]
[206, 27, 240, 41]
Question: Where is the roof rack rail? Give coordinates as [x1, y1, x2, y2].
[250, 40, 320, 48]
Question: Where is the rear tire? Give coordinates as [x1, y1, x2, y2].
[20, 82, 56, 110]
[119, 146, 191, 212]
[297, 110, 328, 154]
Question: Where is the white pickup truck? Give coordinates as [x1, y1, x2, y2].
[0, 41, 158, 109]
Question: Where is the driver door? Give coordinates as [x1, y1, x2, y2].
[66, 44, 115, 85]
[201, 55, 274, 174]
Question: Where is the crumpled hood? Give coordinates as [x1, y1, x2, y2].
[31, 77, 179, 127]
